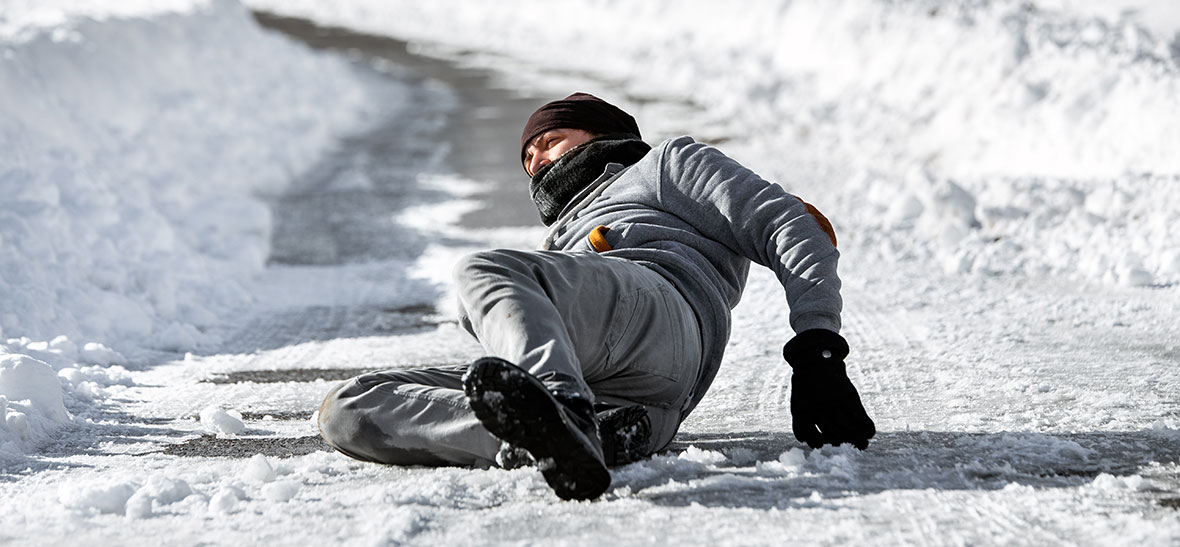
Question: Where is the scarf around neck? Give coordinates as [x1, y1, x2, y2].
[528, 134, 651, 226]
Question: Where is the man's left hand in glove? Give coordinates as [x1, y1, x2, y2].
[783, 329, 876, 450]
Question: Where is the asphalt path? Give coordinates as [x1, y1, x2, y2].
[253, 12, 544, 232]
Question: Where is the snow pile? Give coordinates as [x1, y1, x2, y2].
[0, 0, 379, 352]
[247, 0, 1180, 286]
[0, 335, 135, 454]
[0, 353, 72, 453]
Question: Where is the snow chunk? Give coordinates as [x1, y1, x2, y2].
[208, 485, 248, 515]
[125, 476, 196, 519]
[779, 448, 807, 467]
[199, 405, 245, 436]
[0, 353, 72, 451]
[124, 491, 154, 519]
[59, 364, 134, 402]
[243, 453, 277, 482]
[677, 445, 727, 465]
[756, 448, 807, 476]
[137, 475, 196, 505]
[807, 448, 858, 480]
[1090, 473, 1152, 492]
[78, 342, 126, 366]
[261, 480, 301, 502]
[59, 481, 137, 515]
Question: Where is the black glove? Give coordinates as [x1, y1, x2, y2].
[783, 329, 876, 450]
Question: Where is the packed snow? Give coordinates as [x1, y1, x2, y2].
[1, 0, 1179, 545]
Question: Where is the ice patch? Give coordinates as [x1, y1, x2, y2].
[982, 432, 1095, 462]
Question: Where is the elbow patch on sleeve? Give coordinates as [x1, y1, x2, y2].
[588, 225, 613, 252]
[792, 195, 838, 248]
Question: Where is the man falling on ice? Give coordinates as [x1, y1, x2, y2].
[317, 92, 875, 500]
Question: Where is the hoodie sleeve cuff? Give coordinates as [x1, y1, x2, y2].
[791, 312, 841, 335]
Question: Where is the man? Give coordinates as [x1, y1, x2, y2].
[317, 92, 875, 501]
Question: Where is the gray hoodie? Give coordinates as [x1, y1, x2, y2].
[541, 136, 842, 418]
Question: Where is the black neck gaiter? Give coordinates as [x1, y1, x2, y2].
[528, 134, 651, 226]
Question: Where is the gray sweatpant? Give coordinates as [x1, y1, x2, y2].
[317, 249, 703, 466]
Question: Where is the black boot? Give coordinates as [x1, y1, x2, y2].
[595, 403, 652, 467]
[463, 357, 610, 501]
[496, 404, 652, 470]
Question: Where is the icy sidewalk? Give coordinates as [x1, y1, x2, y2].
[9, 241, 1178, 546]
[2, 2, 1179, 545]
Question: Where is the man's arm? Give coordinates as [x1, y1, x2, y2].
[656, 137, 841, 333]
[657, 137, 875, 449]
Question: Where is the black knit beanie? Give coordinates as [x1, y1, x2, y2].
[520, 92, 641, 167]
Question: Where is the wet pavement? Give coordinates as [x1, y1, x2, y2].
[253, 12, 545, 231]
[158, 435, 329, 459]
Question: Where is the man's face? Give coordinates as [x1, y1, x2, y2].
[523, 128, 597, 177]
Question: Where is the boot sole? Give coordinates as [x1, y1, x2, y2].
[463, 358, 610, 501]
[597, 404, 652, 467]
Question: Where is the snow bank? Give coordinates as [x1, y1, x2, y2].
[247, 0, 1180, 286]
[0, 0, 378, 352]
[2, 0, 384, 454]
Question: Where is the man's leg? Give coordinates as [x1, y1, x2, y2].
[317, 365, 501, 466]
[585, 276, 702, 456]
[452, 249, 604, 400]
[320, 250, 703, 472]
[453, 249, 702, 458]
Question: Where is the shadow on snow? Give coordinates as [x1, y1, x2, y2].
[619, 429, 1180, 509]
